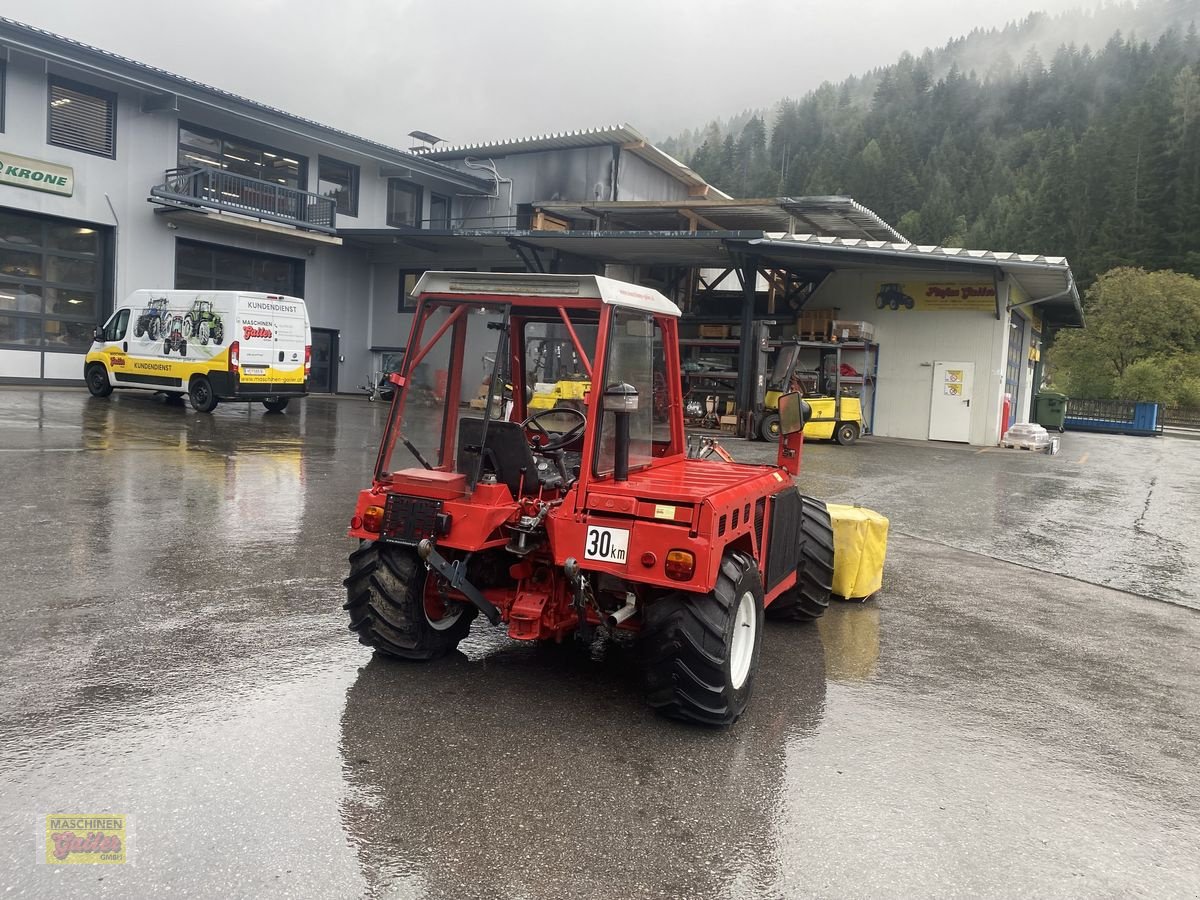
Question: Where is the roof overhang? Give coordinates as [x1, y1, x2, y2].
[340, 229, 1083, 328]
[748, 235, 1083, 328]
[534, 196, 904, 243]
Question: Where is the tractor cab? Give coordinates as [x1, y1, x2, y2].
[371, 272, 682, 512]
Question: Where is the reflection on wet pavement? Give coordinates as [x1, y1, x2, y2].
[1, 389, 1198, 897]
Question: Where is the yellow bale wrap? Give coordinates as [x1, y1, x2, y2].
[826, 504, 889, 600]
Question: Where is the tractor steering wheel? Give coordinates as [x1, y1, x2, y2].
[522, 407, 587, 452]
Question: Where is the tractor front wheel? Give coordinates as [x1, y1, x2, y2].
[343, 542, 476, 660]
[766, 495, 835, 621]
[641, 550, 764, 726]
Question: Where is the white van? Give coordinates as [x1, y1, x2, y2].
[85, 290, 311, 412]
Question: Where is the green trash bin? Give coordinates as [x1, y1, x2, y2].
[1035, 391, 1069, 433]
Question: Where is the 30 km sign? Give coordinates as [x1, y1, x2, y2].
[0, 152, 74, 197]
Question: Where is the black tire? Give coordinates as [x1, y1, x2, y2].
[835, 421, 860, 446]
[262, 398, 289, 413]
[189, 376, 219, 413]
[184, 315, 195, 338]
[766, 495, 835, 621]
[134, 321, 145, 338]
[641, 550, 764, 726]
[759, 412, 781, 443]
[85, 364, 113, 398]
[163, 340, 171, 355]
[343, 542, 476, 660]
[180, 340, 187, 356]
[149, 318, 160, 341]
[212, 322, 223, 345]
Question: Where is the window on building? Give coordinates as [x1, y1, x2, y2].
[387, 180, 423, 228]
[0, 209, 107, 351]
[177, 123, 306, 191]
[47, 77, 117, 158]
[398, 270, 425, 311]
[429, 194, 450, 229]
[174, 240, 303, 296]
[318, 157, 359, 217]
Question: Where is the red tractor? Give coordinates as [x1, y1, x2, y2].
[344, 273, 835, 725]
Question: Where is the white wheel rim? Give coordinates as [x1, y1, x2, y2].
[729, 590, 757, 690]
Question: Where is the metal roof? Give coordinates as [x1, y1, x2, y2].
[0, 17, 493, 193]
[535, 196, 905, 242]
[341, 228, 1082, 327]
[412, 124, 731, 199]
[413, 272, 680, 317]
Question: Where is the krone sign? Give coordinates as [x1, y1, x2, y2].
[0, 152, 74, 196]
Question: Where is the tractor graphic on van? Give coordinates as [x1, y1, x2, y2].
[184, 299, 225, 345]
[162, 314, 188, 356]
[134, 296, 170, 341]
[876, 282, 915, 310]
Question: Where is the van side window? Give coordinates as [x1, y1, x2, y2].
[104, 309, 130, 342]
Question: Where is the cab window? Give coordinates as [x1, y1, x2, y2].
[103, 309, 130, 342]
[595, 309, 671, 476]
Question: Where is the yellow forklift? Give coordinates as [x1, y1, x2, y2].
[757, 340, 865, 445]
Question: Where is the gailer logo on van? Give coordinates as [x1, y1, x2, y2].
[243, 325, 273, 340]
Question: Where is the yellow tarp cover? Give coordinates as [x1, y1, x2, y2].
[826, 504, 889, 600]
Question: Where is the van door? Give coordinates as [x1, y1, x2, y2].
[270, 301, 308, 385]
[236, 294, 307, 387]
[97, 308, 132, 385]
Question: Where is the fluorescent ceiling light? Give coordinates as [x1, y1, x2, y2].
[223, 153, 248, 162]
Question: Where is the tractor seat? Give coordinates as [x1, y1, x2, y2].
[457, 418, 563, 498]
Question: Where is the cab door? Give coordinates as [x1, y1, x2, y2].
[95, 308, 132, 385]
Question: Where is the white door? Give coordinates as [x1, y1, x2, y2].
[929, 361, 974, 442]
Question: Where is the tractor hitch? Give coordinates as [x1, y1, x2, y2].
[417, 539, 502, 625]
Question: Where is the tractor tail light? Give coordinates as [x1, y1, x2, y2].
[229, 340, 240, 375]
[665, 550, 696, 582]
[304, 344, 312, 378]
[362, 505, 384, 533]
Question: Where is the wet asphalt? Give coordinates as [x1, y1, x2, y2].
[1, 388, 1198, 899]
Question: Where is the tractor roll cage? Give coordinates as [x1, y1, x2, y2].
[374, 289, 686, 508]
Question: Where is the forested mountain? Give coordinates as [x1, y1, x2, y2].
[664, 1, 1200, 287]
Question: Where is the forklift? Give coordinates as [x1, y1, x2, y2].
[754, 340, 866, 445]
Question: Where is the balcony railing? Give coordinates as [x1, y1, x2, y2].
[150, 166, 337, 235]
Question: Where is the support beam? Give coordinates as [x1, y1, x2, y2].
[735, 256, 759, 435]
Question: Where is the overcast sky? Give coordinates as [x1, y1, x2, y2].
[5, 0, 1094, 148]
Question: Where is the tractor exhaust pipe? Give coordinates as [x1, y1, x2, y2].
[605, 594, 637, 628]
[603, 383, 639, 482]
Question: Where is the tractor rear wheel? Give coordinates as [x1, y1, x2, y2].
[766, 495, 835, 621]
[641, 550, 764, 726]
[343, 542, 475, 660]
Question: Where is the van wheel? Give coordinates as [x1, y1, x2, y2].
[641, 550, 764, 726]
[835, 422, 860, 446]
[86, 364, 113, 398]
[262, 398, 289, 413]
[189, 376, 219, 413]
